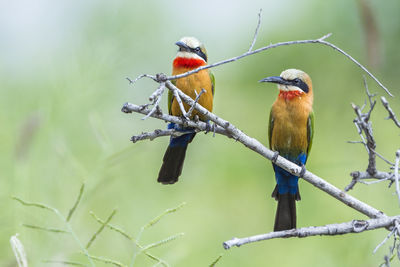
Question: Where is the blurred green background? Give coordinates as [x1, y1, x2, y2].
[1, 0, 400, 266]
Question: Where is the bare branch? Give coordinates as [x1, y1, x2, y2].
[131, 129, 194, 143]
[381, 96, 400, 128]
[122, 103, 230, 138]
[223, 216, 400, 249]
[346, 83, 397, 192]
[124, 85, 386, 220]
[248, 8, 262, 52]
[352, 102, 377, 176]
[166, 34, 332, 81]
[131, 32, 392, 96]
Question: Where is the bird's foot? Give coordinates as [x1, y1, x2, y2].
[299, 164, 307, 178]
[193, 115, 199, 123]
[271, 151, 279, 163]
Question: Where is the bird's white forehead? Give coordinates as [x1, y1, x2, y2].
[178, 36, 201, 49]
[280, 69, 306, 80]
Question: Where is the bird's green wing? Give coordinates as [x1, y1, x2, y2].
[307, 111, 314, 156]
[268, 109, 274, 149]
[209, 70, 215, 96]
[168, 80, 175, 115]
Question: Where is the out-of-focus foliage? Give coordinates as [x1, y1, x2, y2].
[1, 0, 400, 266]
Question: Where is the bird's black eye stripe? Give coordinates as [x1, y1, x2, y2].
[289, 78, 309, 93]
[191, 47, 207, 62]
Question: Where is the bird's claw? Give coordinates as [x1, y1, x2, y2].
[299, 164, 307, 178]
[272, 151, 279, 163]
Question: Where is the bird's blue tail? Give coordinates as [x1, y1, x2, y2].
[272, 152, 307, 231]
[157, 123, 195, 184]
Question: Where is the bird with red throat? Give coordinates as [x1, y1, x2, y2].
[158, 37, 215, 184]
[259, 69, 314, 231]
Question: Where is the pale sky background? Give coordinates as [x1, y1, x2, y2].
[0, 0, 314, 76]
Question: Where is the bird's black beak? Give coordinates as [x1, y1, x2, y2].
[175, 41, 190, 51]
[259, 76, 291, 86]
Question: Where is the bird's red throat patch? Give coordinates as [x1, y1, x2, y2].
[173, 57, 205, 69]
[279, 90, 304, 100]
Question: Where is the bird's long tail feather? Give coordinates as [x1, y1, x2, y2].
[157, 132, 195, 184]
[272, 185, 299, 231]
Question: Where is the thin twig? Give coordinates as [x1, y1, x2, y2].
[127, 74, 157, 85]
[186, 89, 206, 118]
[352, 101, 377, 176]
[248, 8, 262, 52]
[381, 96, 400, 128]
[317, 38, 392, 96]
[374, 228, 396, 254]
[142, 83, 165, 120]
[171, 88, 187, 118]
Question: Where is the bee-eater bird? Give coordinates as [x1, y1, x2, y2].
[157, 37, 215, 184]
[259, 69, 314, 231]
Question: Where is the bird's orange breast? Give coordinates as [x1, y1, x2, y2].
[270, 95, 312, 154]
[171, 64, 213, 120]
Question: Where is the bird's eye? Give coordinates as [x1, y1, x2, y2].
[195, 47, 201, 52]
[294, 78, 301, 84]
